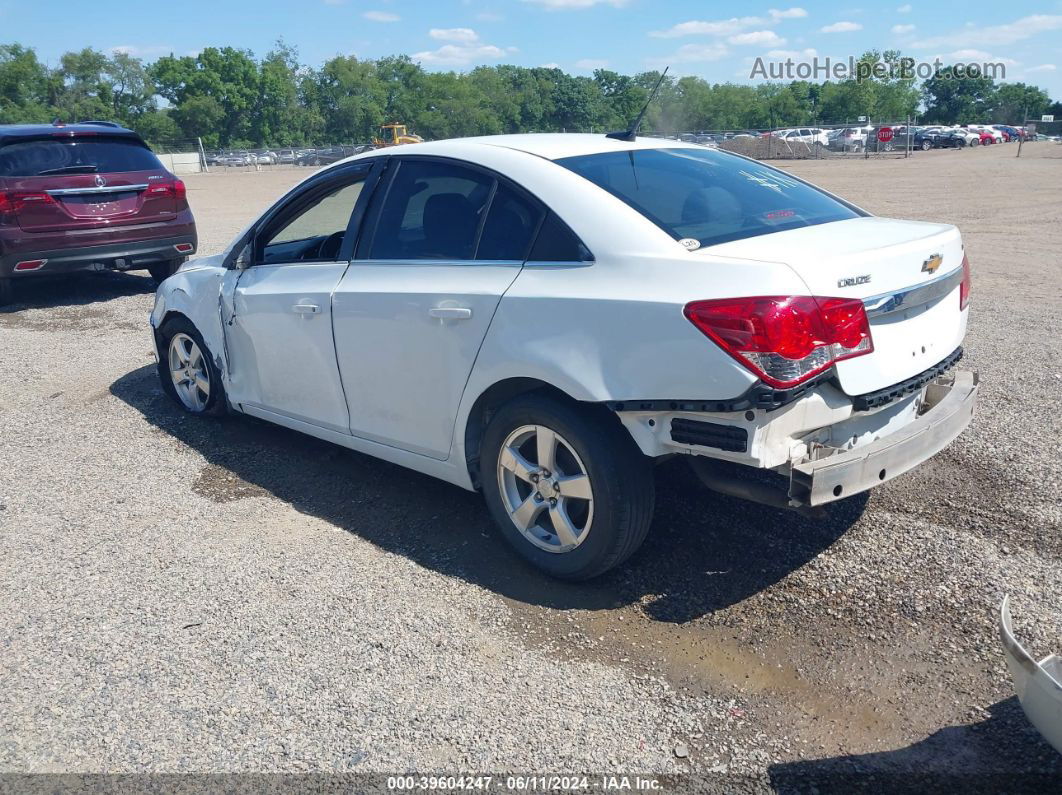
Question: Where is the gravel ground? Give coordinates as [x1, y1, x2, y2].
[1, 144, 1060, 790]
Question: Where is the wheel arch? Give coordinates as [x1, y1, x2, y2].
[459, 376, 630, 490]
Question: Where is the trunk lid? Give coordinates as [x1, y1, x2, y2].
[702, 216, 967, 395]
[10, 169, 176, 232]
[0, 134, 177, 233]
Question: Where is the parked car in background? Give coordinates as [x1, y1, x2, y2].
[151, 133, 976, 580]
[773, 127, 828, 147]
[277, 149, 296, 164]
[827, 126, 871, 152]
[969, 125, 1004, 144]
[0, 121, 196, 304]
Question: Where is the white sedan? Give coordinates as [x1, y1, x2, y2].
[151, 134, 978, 579]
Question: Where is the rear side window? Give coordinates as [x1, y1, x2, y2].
[370, 160, 492, 260]
[528, 212, 592, 262]
[476, 183, 543, 261]
[557, 148, 862, 250]
[0, 137, 164, 177]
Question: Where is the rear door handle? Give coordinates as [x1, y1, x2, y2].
[292, 303, 320, 314]
[429, 306, 473, 320]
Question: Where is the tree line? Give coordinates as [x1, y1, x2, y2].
[1, 41, 1057, 150]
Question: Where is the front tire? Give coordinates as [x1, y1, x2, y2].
[480, 393, 654, 580]
[157, 316, 227, 416]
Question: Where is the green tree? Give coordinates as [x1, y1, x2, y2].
[922, 66, 997, 123]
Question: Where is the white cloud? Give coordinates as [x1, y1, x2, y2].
[821, 21, 862, 33]
[522, 0, 628, 9]
[769, 7, 807, 20]
[109, 44, 174, 58]
[891, 24, 915, 34]
[363, 10, 400, 22]
[729, 31, 786, 46]
[650, 11, 803, 38]
[911, 14, 1062, 49]
[476, 11, 503, 21]
[897, 3, 912, 12]
[429, 28, 480, 43]
[945, 49, 1019, 66]
[539, 62, 561, 69]
[412, 34, 516, 65]
[766, 48, 817, 58]
[574, 58, 609, 69]
[1026, 63, 1057, 73]
[648, 43, 730, 67]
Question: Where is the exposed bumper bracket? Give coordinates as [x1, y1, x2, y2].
[788, 369, 979, 506]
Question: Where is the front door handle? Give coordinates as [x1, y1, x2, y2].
[292, 303, 320, 314]
[429, 306, 473, 320]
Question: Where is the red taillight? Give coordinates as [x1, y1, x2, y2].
[174, 243, 194, 254]
[0, 190, 55, 215]
[684, 295, 874, 388]
[147, 179, 186, 201]
[959, 254, 971, 310]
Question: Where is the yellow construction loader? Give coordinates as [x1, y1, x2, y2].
[372, 123, 423, 147]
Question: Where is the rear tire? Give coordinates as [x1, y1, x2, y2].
[480, 393, 654, 580]
[156, 316, 227, 416]
[0, 278, 11, 307]
[148, 258, 185, 286]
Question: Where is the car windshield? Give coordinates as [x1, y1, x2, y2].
[556, 147, 863, 249]
[0, 137, 163, 177]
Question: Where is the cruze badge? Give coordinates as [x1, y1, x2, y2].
[837, 274, 871, 288]
[922, 253, 943, 273]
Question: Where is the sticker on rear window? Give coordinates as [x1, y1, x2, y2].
[679, 238, 701, 251]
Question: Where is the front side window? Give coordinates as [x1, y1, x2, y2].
[370, 160, 492, 260]
[260, 178, 365, 264]
[556, 147, 863, 250]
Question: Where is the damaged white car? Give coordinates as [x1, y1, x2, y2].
[150, 134, 978, 579]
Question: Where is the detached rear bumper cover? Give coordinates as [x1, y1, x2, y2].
[789, 369, 978, 506]
[1000, 596, 1062, 755]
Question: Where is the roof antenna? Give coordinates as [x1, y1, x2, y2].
[606, 66, 669, 142]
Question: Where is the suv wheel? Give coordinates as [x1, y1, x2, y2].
[148, 258, 185, 286]
[157, 317, 226, 416]
[480, 394, 654, 580]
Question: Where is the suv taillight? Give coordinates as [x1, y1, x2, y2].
[147, 179, 187, 202]
[0, 190, 55, 217]
[959, 254, 971, 310]
[684, 296, 874, 388]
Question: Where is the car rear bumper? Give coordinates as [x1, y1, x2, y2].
[0, 233, 197, 278]
[788, 369, 978, 506]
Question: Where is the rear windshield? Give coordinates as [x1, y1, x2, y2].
[556, 147, 864, 249]
[0, 137, 163, 177]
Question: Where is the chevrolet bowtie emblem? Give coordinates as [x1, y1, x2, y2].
[922, 253, 943, 273]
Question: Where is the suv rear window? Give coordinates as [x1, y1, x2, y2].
[0, 137, 164, 177]
[556, 148, 863, 249]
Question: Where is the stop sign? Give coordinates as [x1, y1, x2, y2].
[877, 127, 894, 143]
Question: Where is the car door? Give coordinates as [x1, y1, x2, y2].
[223, 162, 378, 434]
[332, 157, 544, 460]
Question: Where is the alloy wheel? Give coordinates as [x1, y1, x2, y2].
[168, 332, 210, 412]
[497, 424, 594, 554]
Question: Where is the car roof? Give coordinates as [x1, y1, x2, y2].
[374, 132, 701, 162]
[0, 122, 142, 146]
